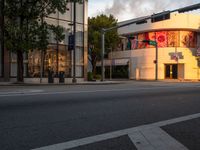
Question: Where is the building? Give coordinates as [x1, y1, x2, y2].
[0, 1, 88, 83]
[105, 13, 200, 80]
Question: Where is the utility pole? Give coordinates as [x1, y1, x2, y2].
[101, 29, 105, 81]
[155, 44, 158, 80]
[110, 48, 112, 80]
[72, 1, 77, 83]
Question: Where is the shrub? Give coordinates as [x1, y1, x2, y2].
[95, 74, 101, 80]
[87, 72, 93, 81]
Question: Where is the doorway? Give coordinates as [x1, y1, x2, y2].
[165, 64, 178, 79]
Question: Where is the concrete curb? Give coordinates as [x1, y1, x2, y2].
[0, 81, 123, 86]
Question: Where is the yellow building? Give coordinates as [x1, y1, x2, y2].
[109, 13, 200, 80]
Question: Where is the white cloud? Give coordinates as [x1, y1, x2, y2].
[89, 0, 200, 21]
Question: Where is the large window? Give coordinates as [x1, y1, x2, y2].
[28, 50, 42, 77]
[28, 45, 72, 78]
[10, 53, 28, 77]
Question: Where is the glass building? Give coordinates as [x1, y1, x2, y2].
[0, 1, 88, 83]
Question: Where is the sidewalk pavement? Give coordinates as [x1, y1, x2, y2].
[0, 81, 122, 86]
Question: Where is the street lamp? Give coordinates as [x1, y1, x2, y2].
[107, 48, 112, 80]
[101, 29, 105, 81]
[72, 1, 77, 83]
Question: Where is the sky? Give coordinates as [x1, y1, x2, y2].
[88, 0, 200, 22]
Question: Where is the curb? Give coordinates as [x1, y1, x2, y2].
[0, 82, 122, 86]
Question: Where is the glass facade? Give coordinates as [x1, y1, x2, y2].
[126, 30, 197, 50]
[10, 53, 28, 77]
[0, 1, 88, 80]
[9, 1, 87, 78]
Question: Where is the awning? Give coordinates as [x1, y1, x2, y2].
[97, 59, 129, 66]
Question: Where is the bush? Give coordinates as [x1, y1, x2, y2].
[95, 74, 101, 80]
[87, 72, 93, 81]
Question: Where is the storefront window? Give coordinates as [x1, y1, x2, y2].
[156, 31, 167, 47]
[28, 45, 72, 78]
[167, 31, 179, 47]
[58, 45, 72, 77]
[28, 50, 41, 77]
[138, 33, 146, 49]
[145, 32, 155, 48]
[44, 47, 57, 77]
[180, 31, 191, 47]
[125, 30, 197, 50]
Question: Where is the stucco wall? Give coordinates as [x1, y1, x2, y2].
[118, 13, 200, 35]
[110, 47, 200, 80]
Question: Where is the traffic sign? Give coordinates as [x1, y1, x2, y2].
[142, 40, 157, 46]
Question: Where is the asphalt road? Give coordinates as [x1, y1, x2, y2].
[0, 81, 200, 150]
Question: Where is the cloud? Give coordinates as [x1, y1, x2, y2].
[103, 0, 199, 21]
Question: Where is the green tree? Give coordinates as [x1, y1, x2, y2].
[3, 0, 81, 82]
[88, 14, 119, 76]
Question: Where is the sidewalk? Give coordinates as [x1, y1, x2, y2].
[0, 81, 122, 86]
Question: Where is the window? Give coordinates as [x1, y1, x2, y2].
[180, 31, 197, 48]
[28, 50, 41, 77]
[155, 31, 167, 47]
[151, 13, 170, 23]
[167, 31, 179, 47]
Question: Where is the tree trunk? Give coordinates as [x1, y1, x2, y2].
[17, 50, 24, 82]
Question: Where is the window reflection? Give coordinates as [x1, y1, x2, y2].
[28, 45, 73, 78]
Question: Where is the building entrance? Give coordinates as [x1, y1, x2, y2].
[165, 64, 178, 79]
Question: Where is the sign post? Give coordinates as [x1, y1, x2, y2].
[142, 40, 158, 80]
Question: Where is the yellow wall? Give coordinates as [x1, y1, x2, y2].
[119, 13, 200, 35]
[110, 47, 200, 80]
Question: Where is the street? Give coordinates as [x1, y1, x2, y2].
[0, 81, 200, 150]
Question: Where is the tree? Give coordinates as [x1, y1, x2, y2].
[88, 14, 119, 76]
[3, 0, 81, 82]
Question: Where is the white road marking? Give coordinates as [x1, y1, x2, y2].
[129, 127, 188, 150]
[0, 90, 43, 95]
[0, 85, 199, 97]
[32, 113, 200, 150]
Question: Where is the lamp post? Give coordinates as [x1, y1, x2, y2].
[110, 48, 112, 80]
[107, 47, 112, 80]
[72, 1, 77, 83]
[101, 29, 105, 81]
[155, 43, 158, 80]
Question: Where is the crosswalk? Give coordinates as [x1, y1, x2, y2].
[32, 113, 200, 150]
